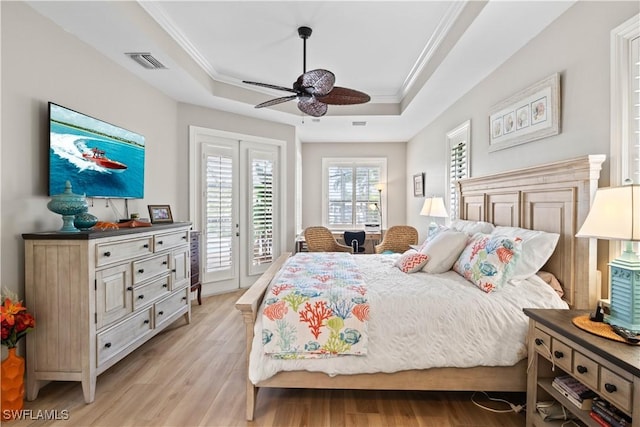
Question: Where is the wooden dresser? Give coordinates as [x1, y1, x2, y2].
[23, 222, 192, 404]
[524, 309, 640, 427]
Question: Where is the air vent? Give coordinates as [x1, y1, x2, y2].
[352, 121, 367, 127]
[125, 52, 167, 70]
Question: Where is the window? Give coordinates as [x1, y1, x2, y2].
[611, 14, 639, 186]
[611, 14, 639, 255]
[322, 158, 386, 228]
[447, 121, 470, 220]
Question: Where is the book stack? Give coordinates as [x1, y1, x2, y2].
[589, 398, 632, 427]
[551, 375, 597, 410]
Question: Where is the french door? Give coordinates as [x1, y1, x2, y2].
[190, 126, 283, 294]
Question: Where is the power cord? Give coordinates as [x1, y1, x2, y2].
[471, 391, 525, 414]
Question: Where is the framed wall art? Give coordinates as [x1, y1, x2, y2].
[147, 204, 173, 223]
[488, 73, 560, 152]
[413, 173, 425, 197]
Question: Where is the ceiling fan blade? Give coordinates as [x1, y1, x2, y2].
[297, 96, 328, 117]
[243, 80, 297, 94]
[255, 95, 297, 109]
[317, 87, 371, 105]
[298, 69, 335, 96]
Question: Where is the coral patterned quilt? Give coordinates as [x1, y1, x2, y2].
[261, 252, 369, 358]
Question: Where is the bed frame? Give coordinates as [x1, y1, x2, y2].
[236, 155, 606, 420]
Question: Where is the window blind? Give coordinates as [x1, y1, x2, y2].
[205, 154, 233, 273]
[449, 141, 467, 220]
[251, 157, 274, 266]
[630, 35, 639, 184]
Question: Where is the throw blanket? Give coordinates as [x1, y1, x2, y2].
[262, 252, 369, 358]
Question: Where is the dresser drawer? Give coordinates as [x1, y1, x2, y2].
[133, 253, 170, 284]
[96, 237, 153, 267]
[600, 367, 633, 413]
[573, 351, 599, 391]
[550, 338, 573, 373]
[532, 328, 551, 359]
[155, 288, 189, 328]
[154, 230, 189, 252]
[97, 308, 152, 367]
[133, 275, 171, 310]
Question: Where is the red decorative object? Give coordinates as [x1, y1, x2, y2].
[1, 348, 25, 420]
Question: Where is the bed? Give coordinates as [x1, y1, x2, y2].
[235, 155, 606, 420]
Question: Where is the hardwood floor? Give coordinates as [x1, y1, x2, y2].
[11, 291, 526, 427]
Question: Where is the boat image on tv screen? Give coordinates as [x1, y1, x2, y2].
[48, 102, 145, 198]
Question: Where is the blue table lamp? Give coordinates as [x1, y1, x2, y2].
[576, 183, 640, 332]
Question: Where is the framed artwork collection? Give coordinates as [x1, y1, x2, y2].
[488, 73, 560, 152]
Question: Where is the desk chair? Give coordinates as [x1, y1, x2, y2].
[374, 225, 418, 253]
[304, 226, 352, 252]
[344, 231, 366, 253]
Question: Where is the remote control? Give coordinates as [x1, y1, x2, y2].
[611, 325, 640, 344]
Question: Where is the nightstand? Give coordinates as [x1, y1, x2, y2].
[524, 309, 640, 427]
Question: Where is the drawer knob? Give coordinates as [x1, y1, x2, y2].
[172, 269, 177, 273]
[576, 365, 588, 374]
[143, 244, 149, 248]
[104, 342, 112, 348]
[104, 251, 111, 257]
[162, 261, 168, 265]
[182, 236, 187, 239]
[162, 284, 168, 288]
[127, 286, 133, 291]
[534, 338, 544, 346]
[553, 350, 564, 359]
[158, 311, 164, 316]
[182, 297, 187, 301]
[138, 269, 144, 274]
[604, 383, 617, 393]
[144, 320, 150, 324]
[138, 295, 144, 300]
[157, 241, 163, 245]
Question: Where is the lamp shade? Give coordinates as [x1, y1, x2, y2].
[576, 184, 640, 241]
[420, 197, 448, 218]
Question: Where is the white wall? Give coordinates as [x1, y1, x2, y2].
[407, 1, 639, 235]
[0, 2, 298, 303]
[301, 141, 407, 231]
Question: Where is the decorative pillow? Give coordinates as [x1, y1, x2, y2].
[417, 224, 449, 252]
[537, 271, 565, 298]
[450, 219, 495, 236]
[419, 229, 468, 273]
[492, 226, 559, 280]
[453, 233, 521, 293]
[394, 250, 430, 273]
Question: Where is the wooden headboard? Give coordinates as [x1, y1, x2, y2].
[457, 155, 606, 310]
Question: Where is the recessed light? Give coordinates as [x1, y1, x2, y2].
[352, 121, 367, 126]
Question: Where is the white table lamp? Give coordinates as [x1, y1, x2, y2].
[420, 197, 448, 234]
[576, 183, 640, 332]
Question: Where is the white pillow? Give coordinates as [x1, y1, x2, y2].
[419, 229, 468, 273]
[450, 219, 495, 236]
[492, 226, 560, 280]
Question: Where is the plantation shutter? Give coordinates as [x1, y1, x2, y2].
[251, 156, 274, 266]
[629, 35, 640, 184]
[205, 153, 233, 273]
[449, 141, 467, 220]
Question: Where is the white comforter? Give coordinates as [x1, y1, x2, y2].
[249, 254, 568, 384]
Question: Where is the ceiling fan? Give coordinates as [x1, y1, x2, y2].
[243, 26, 371, 117]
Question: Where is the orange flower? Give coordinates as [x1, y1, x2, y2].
[1, 297, 26, 326]
[1, 293, 35, 349]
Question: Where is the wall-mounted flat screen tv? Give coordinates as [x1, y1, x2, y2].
[48, 102, 145, 198]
